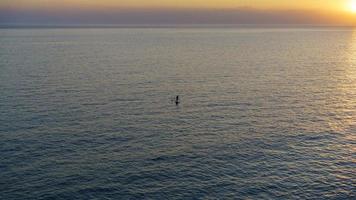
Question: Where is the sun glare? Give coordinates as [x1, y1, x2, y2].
[349, 0, 356, 13]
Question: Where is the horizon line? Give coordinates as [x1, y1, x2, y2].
[2, 23, 356, 28]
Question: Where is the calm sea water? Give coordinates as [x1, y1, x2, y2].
[0, 27, 355, 199]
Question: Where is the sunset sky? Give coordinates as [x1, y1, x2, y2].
[1, 0, 356, 25]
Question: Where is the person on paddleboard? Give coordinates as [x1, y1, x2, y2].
[175, 95, 180, 105]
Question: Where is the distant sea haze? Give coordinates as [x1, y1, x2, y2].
[0, 27, 355, 199]
[1, 8, 356, 25]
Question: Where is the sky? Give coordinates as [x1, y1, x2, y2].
[1, 0, 356, 25]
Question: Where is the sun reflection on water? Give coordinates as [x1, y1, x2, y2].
[325, 29, 356, 136]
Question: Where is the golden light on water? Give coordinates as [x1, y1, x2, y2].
[326, 29, 356, 136]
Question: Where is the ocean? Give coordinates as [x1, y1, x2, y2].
[0, 27, 355, 199]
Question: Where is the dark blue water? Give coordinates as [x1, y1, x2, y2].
[0, 28, 355, 199]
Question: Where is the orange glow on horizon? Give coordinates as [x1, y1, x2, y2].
[0, 0, 352, 11]
[1, 0, 356, 25]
